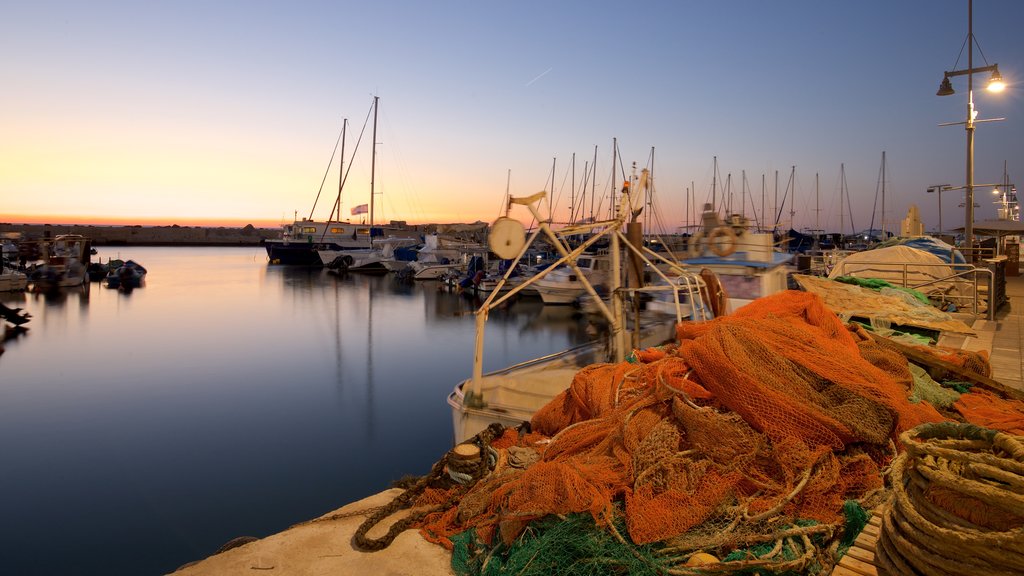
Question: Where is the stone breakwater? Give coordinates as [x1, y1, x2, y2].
[0, 223, 279, 246]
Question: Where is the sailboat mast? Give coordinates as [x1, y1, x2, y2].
[369, 96, 379, 228]
[789, 166, 796, 230]
[590, 145, 598, 222]
[336, 120, 347, 222]
[712, 156, 717, 212]
[881, 151, 886, 239]
[815, 172, 820, 233]
[611, 138, 617, 219]
[570, 153, 576, 224]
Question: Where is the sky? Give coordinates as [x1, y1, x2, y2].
[1, 1, 1022, 234]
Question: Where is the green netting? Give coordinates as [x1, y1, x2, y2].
[908, 363, 961, 408]
[834, 276, 931, 305]
[451, 513, 662, 576]
[837, 500, 869, 554]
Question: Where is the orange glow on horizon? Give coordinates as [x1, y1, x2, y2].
[1, 212, 489, 229]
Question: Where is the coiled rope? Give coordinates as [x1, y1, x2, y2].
[876, 422, 1024, 576]
[352, 423, 505, 551]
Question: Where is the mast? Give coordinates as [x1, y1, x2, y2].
[881, 151, 887, 239]
[773, 170, 779, 233]
[369, 95, 379, 228]
[788, 166, 796, 231]
[590, 145, 598, 222]
[712, 156, 717, 212]
[570, 152, 576, 224]
[815, 172, 821, 234]
[610, 138, 617, 219]
[761, 174, 766, 233]
[334, 119, 348, 222]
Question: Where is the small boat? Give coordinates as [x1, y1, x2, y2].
[532, 253, 611, 305]
[104, 260, 147, 289]
[0, 263, 27, 292]
[408, 234, 482, 280]
[28, 234, 91, 290]
[318, 237, 419, 274]
[87, 258, 124, 282]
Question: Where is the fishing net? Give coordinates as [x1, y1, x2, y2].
[357, 289, 1017, 574]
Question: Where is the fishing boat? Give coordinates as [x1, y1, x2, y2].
[448, 190, 709, 443]
[28, 234, 91, 290]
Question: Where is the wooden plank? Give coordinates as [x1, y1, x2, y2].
[854, 532, 877, 548]
[835, 551, 879, 576]
[846, 544, 876, 564]
[860, 522, 880, 537]
[832, 564, 876, 576]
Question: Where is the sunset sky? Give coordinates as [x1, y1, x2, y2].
[2, 1, 1021, 233]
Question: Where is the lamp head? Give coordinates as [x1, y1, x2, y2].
[936, 76, 955, 96]
[987, 68, 1006, 93]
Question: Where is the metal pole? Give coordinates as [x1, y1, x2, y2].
[965, 0, 975, 259]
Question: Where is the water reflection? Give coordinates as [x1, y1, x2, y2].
[0, 247, 595, 576]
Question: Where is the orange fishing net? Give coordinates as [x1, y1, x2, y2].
[416, 290, 1012, 557]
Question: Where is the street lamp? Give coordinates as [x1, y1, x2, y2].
[927, 184, 952, 234]
[936, 0, 1006, 261]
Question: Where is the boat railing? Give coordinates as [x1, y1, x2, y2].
[832, 260, 996, 320]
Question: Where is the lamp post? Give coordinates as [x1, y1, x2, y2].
[936, 0, 1006, 261]
[927, 184, 952, 234]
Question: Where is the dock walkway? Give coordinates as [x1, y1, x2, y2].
[832, 273, 1024, 576]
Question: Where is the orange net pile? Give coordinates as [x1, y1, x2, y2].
[403, 290, 1024, 573]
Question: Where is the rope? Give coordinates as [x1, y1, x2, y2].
[351, 423, 505, 552]
[875, 422, 1024, 575]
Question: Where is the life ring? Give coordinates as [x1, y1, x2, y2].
[687, 232, 706, 259]
[699, 268, 729, 317]
[707, 226, 738, 257]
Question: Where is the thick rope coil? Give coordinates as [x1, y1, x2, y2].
[875, 422, 1024, 576]
[352, 423, 505, 552]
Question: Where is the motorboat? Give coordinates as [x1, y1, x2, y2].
[532, 253, 611, 304]
[318, 237, 419, 274]
[104, 260, 147, 289]
[408, 234, 482, 280]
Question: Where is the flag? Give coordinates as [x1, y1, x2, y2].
[351, 204, 368, 216]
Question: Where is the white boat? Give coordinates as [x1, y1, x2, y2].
[28, 235, 91, 290]
[448, 190, 710, 443]
[0, 265, 27, 291]
[318, 237, 419, 274]
[408, 234, 482, 280]
[532, 253, 611, 304]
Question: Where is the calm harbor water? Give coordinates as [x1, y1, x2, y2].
[0, 246, 592, 576]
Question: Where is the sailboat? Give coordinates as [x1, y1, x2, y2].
[266, 96, 410, 265]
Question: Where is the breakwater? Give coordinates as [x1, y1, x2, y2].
[0, 223, 278, 246]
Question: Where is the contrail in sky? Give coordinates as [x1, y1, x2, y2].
[526, 67, 553, 87]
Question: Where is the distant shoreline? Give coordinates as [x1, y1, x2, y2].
[0, 220, 490, 246]
[0, 222, 278, 246]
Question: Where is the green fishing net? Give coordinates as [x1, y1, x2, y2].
[451, 513, 661, 576]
